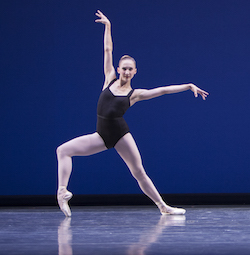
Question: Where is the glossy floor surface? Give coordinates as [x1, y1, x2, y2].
[1, 205, 250, 254]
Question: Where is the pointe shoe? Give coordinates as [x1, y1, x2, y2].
[57, 189, 73, 217]
[156, 201, 186, 215]
[161, 207, 186, 215]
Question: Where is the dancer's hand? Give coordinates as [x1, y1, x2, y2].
[189, 84, 209, 100]
[95, 10, 110, 26]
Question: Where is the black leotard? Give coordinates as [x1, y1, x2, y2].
[96, 78, 134, 149]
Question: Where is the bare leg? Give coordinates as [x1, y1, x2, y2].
[115, 133, 185, 215]
[56, 132, 107, 216]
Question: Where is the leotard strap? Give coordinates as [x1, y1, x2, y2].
[127, 89, 134, 98]
[107, 78, 117, 88]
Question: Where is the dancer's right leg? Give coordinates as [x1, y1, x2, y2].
[56, 132, 107, 216]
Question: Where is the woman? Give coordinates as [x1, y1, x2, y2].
[56, 10, 209, 217]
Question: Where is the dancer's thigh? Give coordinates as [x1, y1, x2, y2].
[115, 133, 143, 170]
[59, 132, 107, 157]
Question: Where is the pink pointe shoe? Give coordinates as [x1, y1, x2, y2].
[156, 201, 186, 215]
[57, 188, 73, 217]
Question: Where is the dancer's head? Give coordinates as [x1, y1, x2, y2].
[117, 55, 137, 81]
[119, 55, 136, 67]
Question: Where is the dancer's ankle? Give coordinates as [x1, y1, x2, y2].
[58, 185, 66, 189]
[58, 186, 67, 193]
[155, 200, 166, 207]
[155, 200, 173, 212]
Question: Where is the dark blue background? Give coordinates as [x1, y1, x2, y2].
[1, 0, 249, 195]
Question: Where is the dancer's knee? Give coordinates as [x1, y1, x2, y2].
[131, 166, 147, 181]
[56, 144, 67, 158]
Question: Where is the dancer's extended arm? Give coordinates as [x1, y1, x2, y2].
[131, 83, 209, 105]
[95, 10, 116, 88]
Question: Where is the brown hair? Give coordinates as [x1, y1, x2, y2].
[119, 55, 136, 67]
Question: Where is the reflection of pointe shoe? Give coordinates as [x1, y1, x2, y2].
[156, 202, 186, 215]
[160, 215, 186, 226]
[60, 217, 72, 229]
[58, 217, 73, 255]
[58, 218, 72, 243]
[57, 190, 73, 217]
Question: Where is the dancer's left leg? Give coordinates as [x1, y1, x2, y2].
[115, 133, 185, 215]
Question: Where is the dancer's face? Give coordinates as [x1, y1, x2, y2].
[117, 59, 137, 81]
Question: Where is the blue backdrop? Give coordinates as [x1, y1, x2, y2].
[1, 0, 249, 196]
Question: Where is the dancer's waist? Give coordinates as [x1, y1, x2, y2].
[97, 114, 123, 120]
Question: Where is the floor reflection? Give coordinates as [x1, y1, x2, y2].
[58, 217, 72, 255]
[57, 213, 185, 255]
[127, 215, 186, 255]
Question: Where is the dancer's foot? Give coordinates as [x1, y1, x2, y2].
[57, 186, 73, 217]
[156, 201, 186, 215]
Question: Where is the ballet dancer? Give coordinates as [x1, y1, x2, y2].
[56, 10, 209, 217]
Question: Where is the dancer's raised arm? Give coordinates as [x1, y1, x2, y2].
[131, 83, 209, 105]
[95, 10, 116, 89]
